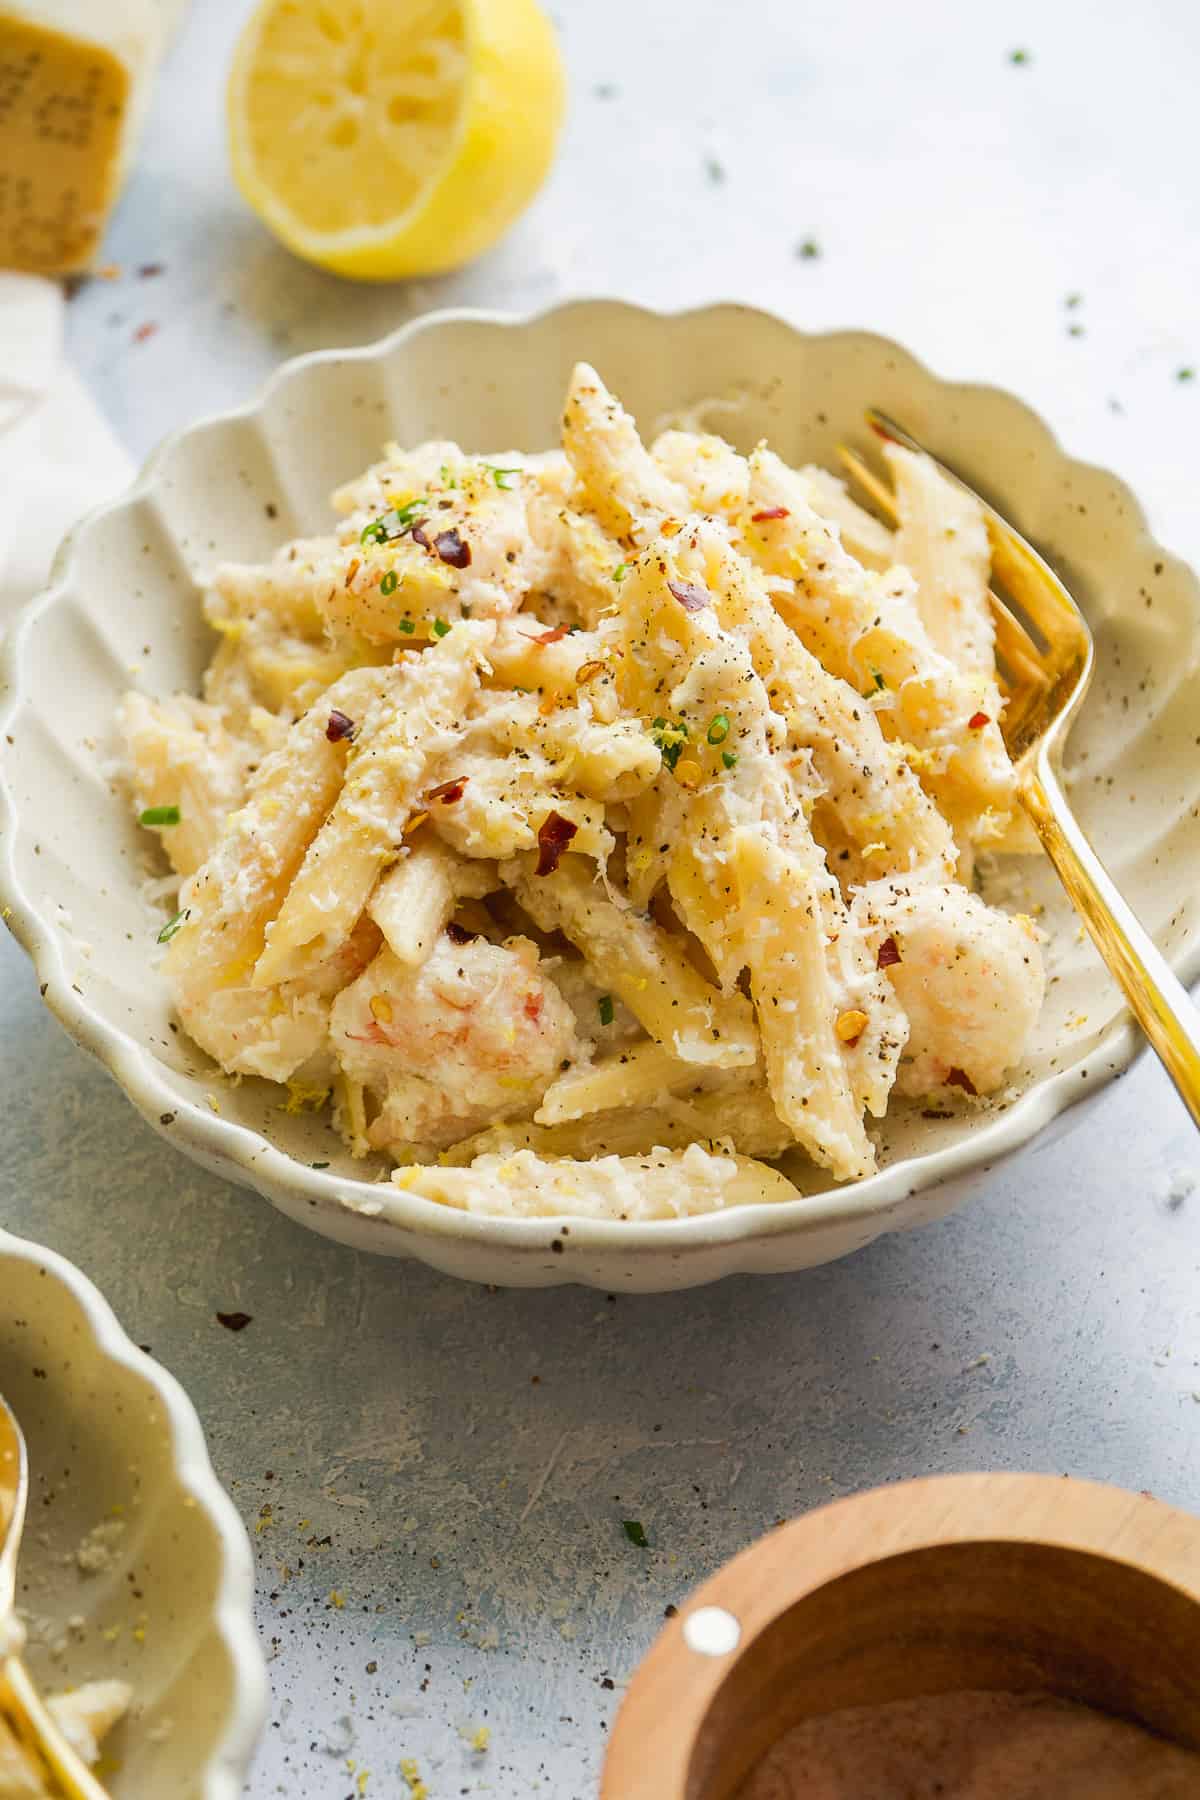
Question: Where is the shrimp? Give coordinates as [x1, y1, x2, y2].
[330, 932, 583, 1153]
[171, 916, 381, 1084]
[851, 878, 1045, 1098]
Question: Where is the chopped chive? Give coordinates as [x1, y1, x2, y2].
[311, 1160, 330, 1169]
[622, 1520, 649, 1548]
[488, 465, 521, 489]
[706, 713, 731, 745]
[156, 907, 188, 943]
[721, 750, 738, 770]
[398, 617, 415, 634]
[438, 462, 457, 488]
[612, 562, 629, 582]
[650, 717, 689, 773]
[360, 519, 387, 545]
[598, 994, 614, 1026]
[380, 569, 399, 596]
[140, 804, 180, 827]
[432, 618, 450, 638]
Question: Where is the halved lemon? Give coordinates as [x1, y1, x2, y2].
[227, 0, 566, 281]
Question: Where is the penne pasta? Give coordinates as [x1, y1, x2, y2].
[123, 360, 1046, 1220]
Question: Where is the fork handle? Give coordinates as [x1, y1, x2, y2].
[1022, 758, 1200, 1130]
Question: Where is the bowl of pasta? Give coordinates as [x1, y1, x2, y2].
[2, 301, 1198, 1290]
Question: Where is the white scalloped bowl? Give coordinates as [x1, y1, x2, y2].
[2, 302, 1198, 1291]
[0, 1228, 266, 1796]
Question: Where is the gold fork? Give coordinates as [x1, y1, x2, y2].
[839, 412, 1200, 1129]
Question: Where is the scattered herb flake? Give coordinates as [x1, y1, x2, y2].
[1178, 367, 1195, 383]
[535, 810, 579, 876]
[622, 1519, 649, 1548]
[706, 713, 731, 745]
[612, 562, 629, 582]
[432, 618, 451, 637]
[872, 671, 886, 691]
[398, 617, 416, 634]
[1009, 47, 1031, 64]
[1065, 292, 1082, 308]
[380, 569, 399, 596]
[156, 908, 188, 944]
[703, 156, 726, 185]
[1067, 323, 1085, 337]
[721, 750, 738, 770]
[796, 238, 821, 260]
[487, 464, 521, 489]
[216, 1311, 253, 1332]
[650, 717, 689, 772]
[598, 994, 614, 1026]
[140, 804, 180, 827]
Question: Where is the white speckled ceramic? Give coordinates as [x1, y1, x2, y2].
[0, 1228, 266, 1797]
[1, 302, 1197, 1289]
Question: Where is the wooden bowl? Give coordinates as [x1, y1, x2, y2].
[601, 1473, 1200, 1798]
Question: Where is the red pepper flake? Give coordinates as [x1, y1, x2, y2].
[667, 579, 711, 613]
[876, 934, 902, 969]
[529, 625, 570, 645]
[523, 992, 544, 1022]
[968, 711, 990, 730]
[750, 506, 790, 522]
[946, 1067, 978, 1095]
[133, 321, 159, 344]
[445, 920, 477, 945]
[427, 777, 469, 804]
[535, 810, 578, 876]
[325, 708, 357, 743]
[434, 527, 471, 569]
[216, 1311, 253, 1332]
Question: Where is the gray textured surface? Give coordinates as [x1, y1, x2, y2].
[5, 0, 1200, 1794]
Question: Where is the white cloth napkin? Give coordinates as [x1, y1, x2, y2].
[0, 273, 134, 620]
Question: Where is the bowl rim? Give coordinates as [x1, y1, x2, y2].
[0, 297, 1183, 1260]
[0, 1224, 268, 1798]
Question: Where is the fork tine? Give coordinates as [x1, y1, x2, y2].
[836, 446, 896, 522]
[863, 409, 1086, 652]
[837, 442, 1049, 678]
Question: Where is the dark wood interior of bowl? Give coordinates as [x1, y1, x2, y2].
[687, 1541, 1200, 1800]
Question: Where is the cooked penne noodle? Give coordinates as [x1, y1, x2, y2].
[369, 837, 498, 966]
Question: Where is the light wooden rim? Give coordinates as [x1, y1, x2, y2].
[601, 1473, 1200, 1798]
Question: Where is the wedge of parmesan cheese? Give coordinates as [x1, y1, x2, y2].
[0, 1, 183, 274]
